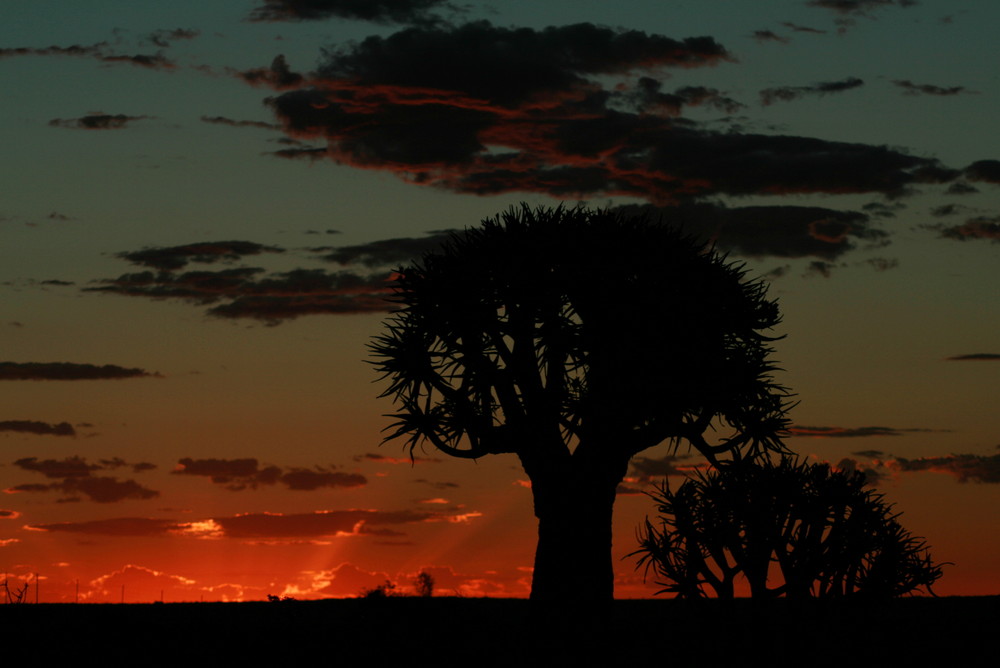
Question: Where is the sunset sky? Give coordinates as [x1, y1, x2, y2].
[2, 0, 998, 602]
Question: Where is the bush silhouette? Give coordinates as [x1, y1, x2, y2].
[358, 580, 398, 599]
[634, 458, 945, 598]
[413, 571, 435, 597]
[370, 204, 791, 601]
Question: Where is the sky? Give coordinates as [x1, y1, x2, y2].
[2, 0, 998, 602]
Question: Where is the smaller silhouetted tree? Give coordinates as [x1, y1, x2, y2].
[413, 571, 435, 597]
[634, 458, 946, 598]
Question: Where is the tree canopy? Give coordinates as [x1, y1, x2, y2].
[370, 204, 791, 600]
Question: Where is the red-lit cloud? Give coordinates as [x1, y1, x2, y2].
[253, 20, 957, 214]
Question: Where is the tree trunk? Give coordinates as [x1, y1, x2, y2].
[526, 455, 627, 602]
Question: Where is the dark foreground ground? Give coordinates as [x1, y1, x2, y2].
[3, 596, 996, 665]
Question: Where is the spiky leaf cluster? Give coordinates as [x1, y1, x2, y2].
[370, 204, 791, 462]
[634, 458, 946, 598]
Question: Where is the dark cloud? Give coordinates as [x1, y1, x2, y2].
[48, 114, 151, 130]
[237, 54, 305, 89]
[628, 454, 698, 482]
[173, 457, 366, 491]
[15, 456, 98, 478]
[255, 21, 959, 212]
[808, 0, 918, 16]
[173, 457, 282, 490]
[0, 362, 159, 380]
[964, 160, 1000, 184]
[0, 43, 108, 59]
[10, 456, 159, 502]
[88, 236, 400, 322]
[316, 231, 455, 267]
[864, 257, 898, 272]
[891, 454, 1000, 484]
[937, 217, 1000, 242]
[146, 28, 200, 48]
[0, 420, 75, 437]
[892, 80, 974, 96]
[946, 182, 978, 195]
[788, 425, 949, 437]
[759, 77, 864, 106]
[851, 450, 885, 458]
[0, 42, 175, 69]
[248, 0, 454, 24]
[200, 115, 281, 131]
[833, 457, 889, 485]
[98, 52, 175, 69]
[804, 260, 838, 278]
[309, 22, 731, 105]
[779, 22, 827, 34]
[614, 203, 882, 260]
[61, 476, 159, 503]
[280, 468, 367, 490]
[414, 478, 459, 489]
[861, 201, 905, 218]
[620, 79, 745, 116]
[930, 204, 964, 217]
[28, 517, 179, 536]
[753, 30, 790, 44]
[117, 241, 285, 271]
[0, 510, 20, 519]
[356, 452, 441, 464]
[946, 353, 1000, 361]
[9, 476, 159, 503]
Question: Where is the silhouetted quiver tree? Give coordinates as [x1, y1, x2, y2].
[370, 204, 791, 601]
[634, 458, 945, 599]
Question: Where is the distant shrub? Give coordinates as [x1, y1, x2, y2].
[634, 458, 946, 599]
[413, 571, 435, 598]
[267, 594, 297, 602]
[358, 580, 398, 599]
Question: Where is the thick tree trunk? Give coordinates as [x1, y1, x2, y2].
[526, 455, 627, 602]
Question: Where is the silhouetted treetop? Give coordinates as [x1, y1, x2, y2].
[372, 204, 789, 465]
[370, 203, 791, 600]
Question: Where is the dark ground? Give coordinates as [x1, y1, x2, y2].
[3, 596, 996, 665]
